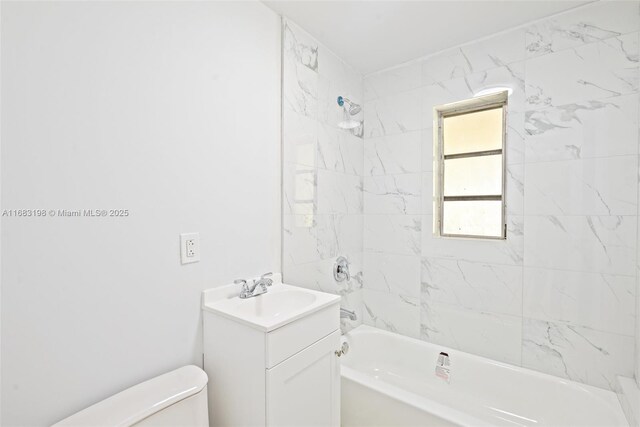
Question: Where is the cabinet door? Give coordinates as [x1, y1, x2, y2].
[266, 330, 341, 427]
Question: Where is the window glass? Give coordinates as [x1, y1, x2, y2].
[434, 92, 507, 239]
[442, 201, 503, 237]
[443, 155, 502, 196]
[443, 107, 503, 155]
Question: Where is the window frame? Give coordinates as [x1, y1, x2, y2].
[433, 91, 508, 240]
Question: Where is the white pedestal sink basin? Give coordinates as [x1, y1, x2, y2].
[201, 274, 340, 332]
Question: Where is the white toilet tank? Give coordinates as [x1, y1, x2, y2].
[53, 365, 209, 427]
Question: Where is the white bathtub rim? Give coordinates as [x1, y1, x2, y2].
[341, 325, 627, 426]
[342, 365, 487, 427]
[344, 325, 623, 397]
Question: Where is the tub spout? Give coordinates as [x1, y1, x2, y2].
[340, 307, 357, 321]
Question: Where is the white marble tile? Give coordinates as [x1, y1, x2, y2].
[526, 32, 639, 110]
[283, 108, 317, 167]
[338, 215, 364, 257]
[282, 162, 316, 215]
[316, 169, 363, 214]
[421, 28, 525, 84]
[421, 63, 525, 125]
[522, 318, 635, 390]
[340, 130, 365, 175]
[525, 156, 638, 216]
[525, 94, 639, 162]
[283, 214, 322, 266]
[363, 173, 422, 215]
[317, 122, 363, 175]
[637, 198, 640, 383]
[283, 21, 319, 118]
[363, 289, 420, 338]
[283, 214, 362, 266]
[421, 172, 434, 215]
[365, 87, 422, 138]
[318, 214, 363, 259]
[420, 301, 522, 365]
[507, 111, 526, 165]
[316, 75, 338, 127]
[364, 214, 421, 256]
[421, 258, 523, 316]
[421, 128, 435, 172]
[421, 52, 473, 85]
[299, 22, 364, 128]
[505, 163, 524, 216]
[363, 131, 422, 176]
[364, 62, 422, 101]
[283, 61, 318, 119]
[460, 28, 526, 72]
[317, 43, 362, 94]
[422, 215, 525, 266]
[616, 376, 640, 427]
[464, 62, 526, 112]
[523, 267, 635, 336]
[526, 1, 640, 58]
[283, 20, 318, 71]
[363, 252, 421, 299]
[421, 79, 473, 127]
[524, 215, 636, 276]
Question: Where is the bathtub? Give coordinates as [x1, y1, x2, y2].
[341, 325, 629, 427]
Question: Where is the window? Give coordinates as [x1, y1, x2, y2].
[433, 91, 507, 239]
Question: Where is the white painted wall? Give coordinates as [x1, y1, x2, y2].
[1, 2, 281, 425]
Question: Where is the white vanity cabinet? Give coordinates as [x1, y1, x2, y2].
[266, 330, 341, 426]
[202, 280, 341, 427]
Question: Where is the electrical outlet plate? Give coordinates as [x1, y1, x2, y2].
[180, 232, 200, 264]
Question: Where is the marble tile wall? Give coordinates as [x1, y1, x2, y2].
[637, 107, 640, 389]
[361, 1, 640, 391]
[282, 19, 365, 331]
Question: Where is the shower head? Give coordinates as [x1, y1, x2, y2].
[337, 95, 362, 130]
[348, 103, 362, 115]
[337, 96, 361, 115]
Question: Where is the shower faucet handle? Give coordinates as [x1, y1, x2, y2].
[333, 256, 350, 282]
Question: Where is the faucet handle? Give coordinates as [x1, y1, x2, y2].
[261, 272, 273, 286]
[234, 279, 247, 288]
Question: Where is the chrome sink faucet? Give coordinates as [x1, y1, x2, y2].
[236, 272, 273, 299]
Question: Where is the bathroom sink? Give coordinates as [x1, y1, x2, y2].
[233, 290, 317, 320]
[201, 278, 340, 332]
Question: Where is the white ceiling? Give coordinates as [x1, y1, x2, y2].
[263, 0, 592, 74]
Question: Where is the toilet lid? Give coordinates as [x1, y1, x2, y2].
[52, 365, 208, 427]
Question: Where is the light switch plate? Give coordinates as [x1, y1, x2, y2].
[180, 232, 200, 264]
